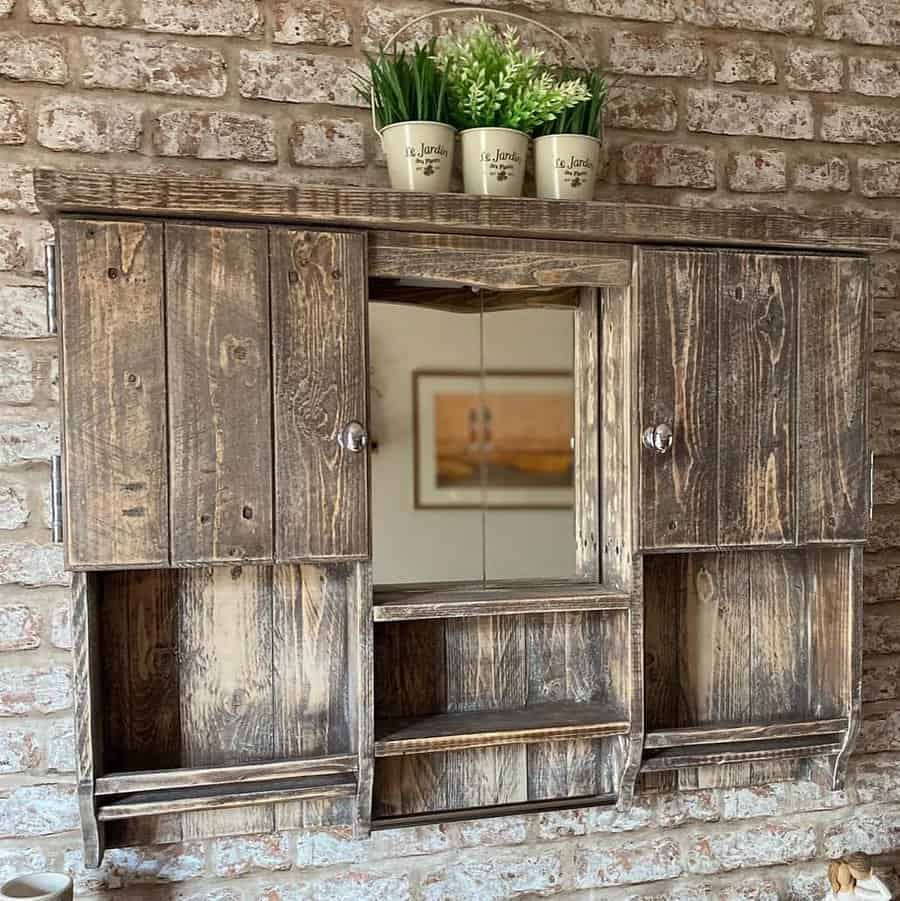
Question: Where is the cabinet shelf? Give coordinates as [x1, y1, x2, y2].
[644, 718, 848, 750]
[641, 735, 842, 773]
[373, 583, 630, 622]
[374, 701, 629, 757]
[96, 774, 357, 821]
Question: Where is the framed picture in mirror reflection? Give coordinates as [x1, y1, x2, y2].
[413, 369, 575, 509]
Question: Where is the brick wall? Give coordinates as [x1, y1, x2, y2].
[0, 0, 899, 897]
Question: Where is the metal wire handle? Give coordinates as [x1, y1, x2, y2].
[371, 7, 590, 136]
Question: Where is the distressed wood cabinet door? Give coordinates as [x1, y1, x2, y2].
[271, 228, 369, 562]
[59, 219, 169, 569]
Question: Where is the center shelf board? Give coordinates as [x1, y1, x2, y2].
[641, 735, 843, 773]
[96, 774, 358, 821]
[374, 701, 630, 757]
[373, 582, 631, 622]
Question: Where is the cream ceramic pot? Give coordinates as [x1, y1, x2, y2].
[380, 121, 456, 193]
[460, 127, 529, 197]
[534, 134, 602, 201]
[1, 874, 73, 901]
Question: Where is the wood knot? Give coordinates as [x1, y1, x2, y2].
[199, 512, 212, 525]
[107, 267, 119, 280]
[242, 505, 253, 520]
[124, 372, 141, 388]
[227, 688, 249, 715]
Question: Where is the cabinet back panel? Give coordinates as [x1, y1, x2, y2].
[165, 223, 273, 565]
[58, 219, 169, 568]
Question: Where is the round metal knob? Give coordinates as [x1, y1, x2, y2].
[339, 421, 368, 453]
[642, 423, 673, 454]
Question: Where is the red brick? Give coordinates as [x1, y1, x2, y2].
[0, 97, 27, 145]
[239, 49, 365, 106]
[0, 847, 47, 883]
[727, 150, 786, 192]
[0, 604, 41, 649]
[850, 57, 900, 97]
[680, 0, 815, 34]
[713, 41, 776, 84]
[99, 843, 206, 885]
[0, 783, 78, 837]
[564, 0, 675, 21]
[864, 554, 900, 603]
[821, 103, 900, 144]
[607, 84, 678, 132]
[823, 1, 900, 47]
[863, 657, 900, 701]
[422, 849, 563, 897]
[860, 157, 900, 196]
[275, 0, 352, 46]
[0, 727, 40, 772]
[0, 34, 68, 85]
[687, 88, 813, 139]
[823, 804, 900, 856]
[874, 455, 900, 500]
[0, 227, 27, 273]
[361, 3, 433, 53]
[619, 142, 716, 189]
[870, 410, 900, 456]
[686, 822, 817, 873]
[866, 505, 900, 551]
[46, 719, 74, 772]
[784, 47, 844, 93]
[213, 833, 290, 877]
[0, 420, 58, 466]
[0, 544, 67, 587]
[860, 705, 900, 751]
[290, 118, 366, 167]
[82, 36, 226, 98]
[153, 109, 276, 162]
[609, 31, 705, 78]
[0, 285, 46, 337]
[29, 0, 127, 26]
[50, 600, 70, 649]
[792, 156, 851, 192]
[37, 97, 141, 154]
[574, 838, 682, 888]
[0, 483, 28, 531]
[873, 254, 900, 297]
[0, 165, 36, 215]
[0, 664, 70, 713]
[139, 0, 262, 38]
[852, 754, 900, 803]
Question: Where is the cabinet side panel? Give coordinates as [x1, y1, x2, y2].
[178, 566, 275, 837]
[271, 228, 369, 561]
[273, 563, 353, 829]
[798, 257, 868, 542]
[59, 219, 168, 568]
[166, 223, 273, 565]
[638, 249, 718, 549]
[718, 253, 797, 546]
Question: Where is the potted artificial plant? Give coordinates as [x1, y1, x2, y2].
[534, 68, 608, 201]
[361, 39, 455, 193]
[438, 21, 590, 198]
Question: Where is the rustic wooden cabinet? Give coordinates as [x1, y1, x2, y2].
[36, 169, 884, 865]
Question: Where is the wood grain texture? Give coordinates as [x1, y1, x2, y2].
[166, 223, 273, 565]
[351, 562, 374, 834]
[575, 288, 600, 580]
[100, 570, 180, 773]
[73, 572, 105, 867]
[368, 231, 632, 288]
[272, 564, 352, 829]
[639, 250, 718, 550]
[832, 547, 862, 790]
[38, 172, 893, 251]
[271, 228, 368, 561]
[645, 717, 848, 748]
[58, 219, 168, 568]
[642, 736, 840, 772]
[718, 253, 796, 546]
[798, 256, 869, 542]
[178, 566, 274, 838]
[372, 754, 449, 817]
[369, 281, 579, 314]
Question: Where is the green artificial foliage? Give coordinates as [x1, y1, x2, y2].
[437, 20, 591, 134]
[356, 38, 450, 129]
[534, 68, 609, 138]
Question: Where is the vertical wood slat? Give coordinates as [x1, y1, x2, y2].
[638, 249, 718, 550]
[73, 572, 105, 867]
[679, 553, 751, 788]
[352, 562, 374, 834]
[718, 253, 796, 546]
[832, 547, 862, 790]
[444, 617, 527, 808]
[798, 256, 869, 542]
[272, 564, 352, 829]
[165, 223, 272, 565]
[58, 219, 168, 568]
[271, 228, 369, 561]
[178, 566, 274, 838]
[575, 287, 599, 580]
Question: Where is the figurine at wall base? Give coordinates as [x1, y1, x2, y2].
[828, 853, 893, 899]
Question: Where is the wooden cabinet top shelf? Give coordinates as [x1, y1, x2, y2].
[373, 583, 631, 621]
[374, 701, 630, 757]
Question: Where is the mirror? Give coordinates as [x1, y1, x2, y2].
[369, 283, 578, 586]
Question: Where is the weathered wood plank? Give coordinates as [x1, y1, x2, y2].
[718, 253, 796, 546]
[178, 566, 274, 838]
[351, 562, 374, 834]
[73, 572, 105, 867]
[369, 231, 632, 288]
[38, 172, 894, 251]
[798, 256, 869, 542]
[638, 250, 718, 550]
[369, 281, 579, 314]
[272, 564, 352, 829]
[165, 223, 273, 565]
[58, 219, 168, 568]
[372, 755, 449, 817]
[575, 288, 600, 581]
[832, 547, 862, 790]
[642, 737, 840, 772]
[271, 228, 369, 561]
[645, 717, 848, 749]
